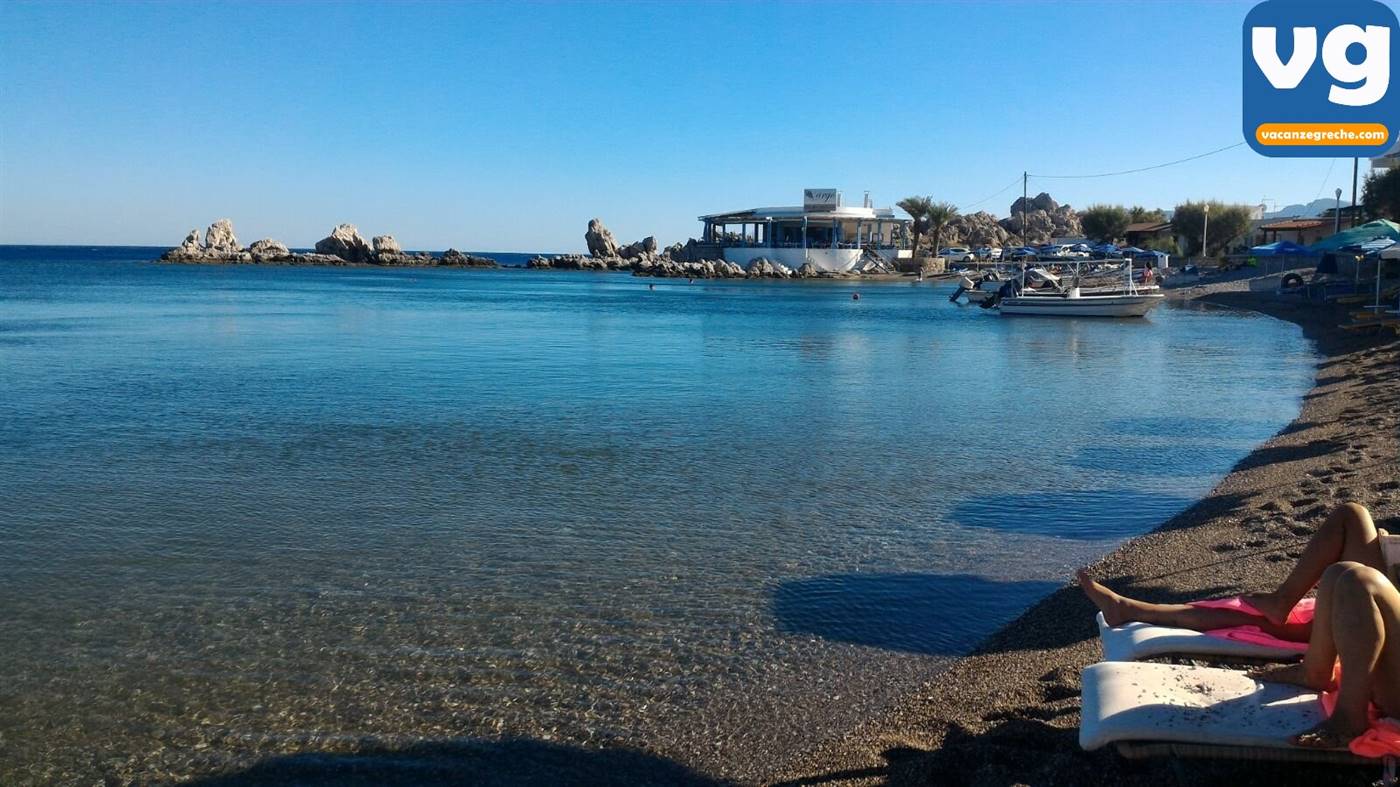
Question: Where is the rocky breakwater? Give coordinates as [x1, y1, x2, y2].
[526, 219, 667, 272]
[159, 220, 499, 268]
[163, 220, 256, 263]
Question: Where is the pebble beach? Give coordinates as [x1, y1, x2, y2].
[776, 274, 1400, 786]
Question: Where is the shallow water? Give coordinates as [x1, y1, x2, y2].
[0, 247, 1315, 782]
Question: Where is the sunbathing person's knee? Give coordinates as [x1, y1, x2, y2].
[1336, 561, 1386, 591]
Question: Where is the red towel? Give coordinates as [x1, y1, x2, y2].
[1319, 689, 1400, 757]
[1189, 596, 1314, 653]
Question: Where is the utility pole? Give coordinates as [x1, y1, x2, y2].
[1351, 157, 1360, 228]
[1202, 203, 1210, 262]
[1021, 171, 1028, 246]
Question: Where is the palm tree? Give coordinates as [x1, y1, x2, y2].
[925, 201, 959, 259]
[897, 196, 933, 258]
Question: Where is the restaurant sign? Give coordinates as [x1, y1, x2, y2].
[803, 189, 840, 211]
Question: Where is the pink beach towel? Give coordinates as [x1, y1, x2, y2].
[1188, 597, 1400, 757]
[1319, 688, 1400, 758]
[1187, 596, 1315, 653]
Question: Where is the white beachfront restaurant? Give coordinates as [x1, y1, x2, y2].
[696, 189, 910, 273]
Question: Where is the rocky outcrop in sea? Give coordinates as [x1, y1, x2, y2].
[159, 220, 499, 268]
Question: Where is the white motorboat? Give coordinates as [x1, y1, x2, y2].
[998, 288, 1165, 317]
[950, 272, 1007, 304]
[997, 260, 1164, 317]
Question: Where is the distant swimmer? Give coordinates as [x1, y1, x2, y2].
[648, 283, 655, 290]
[852, 292, 860, 301]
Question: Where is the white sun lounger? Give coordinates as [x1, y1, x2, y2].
[1096, 612, 1305, 662]
[1080, 661, 1370, 765]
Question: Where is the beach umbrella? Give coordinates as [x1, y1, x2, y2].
[1251, 240, 1314, 256]
[1368, 245, 1400, 309]
[1359, 237, 1397, 255]
[1309, 219, 1400, 252]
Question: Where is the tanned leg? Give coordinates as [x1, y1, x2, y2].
[1077, 570, 1285, 631]
[1249, 561, 1351, 689]
[1289, 564, 1399, 748]
[1245, 503, 1383, 625]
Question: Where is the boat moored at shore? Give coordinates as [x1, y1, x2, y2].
[977, 260, 1165, 317]
[997, 288, 1165, 317]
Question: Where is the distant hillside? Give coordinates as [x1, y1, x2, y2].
[1263, 198, 1354, 219]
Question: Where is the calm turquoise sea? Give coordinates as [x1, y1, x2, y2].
[0, 246, 1316, 782]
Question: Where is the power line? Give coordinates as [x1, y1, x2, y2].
[1312, 158, 1338, 202]
[959, 175, 1024, 212]
[1029, 142, 1246, 180]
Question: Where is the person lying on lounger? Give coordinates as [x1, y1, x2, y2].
[1078, 502, 1387, 641]
[1078, 502, 1395, 747]
[1248, 560, 1400, 748]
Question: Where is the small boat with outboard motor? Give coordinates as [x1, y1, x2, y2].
[967, 260, 1164, 317]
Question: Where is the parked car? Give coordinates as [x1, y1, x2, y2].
[975, 247, 1003, 260]
[938, 246, 976, 262]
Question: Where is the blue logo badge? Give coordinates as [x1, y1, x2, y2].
[1243, 0, 1399, 157]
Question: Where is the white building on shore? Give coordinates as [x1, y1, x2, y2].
[694, 189, 910, 273]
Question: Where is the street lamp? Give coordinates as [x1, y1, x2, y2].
[1202, 203, 1210, 262]
[1335, 188, 1343, 235]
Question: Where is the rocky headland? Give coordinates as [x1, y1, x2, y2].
[159, 220, 499, 268]
[166, 207, 1092, 278]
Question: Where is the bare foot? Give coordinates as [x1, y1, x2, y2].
[1240, 591, 1291, 626]
[1248, 662, 1336, 691]
[1076, 569, 1133, 627]
[1290, 718, 1363, 749]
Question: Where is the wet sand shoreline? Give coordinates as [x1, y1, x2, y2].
[774, 277, 1399, 786]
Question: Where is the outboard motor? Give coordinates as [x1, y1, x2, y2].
[949, 274, 976, 303]
[980, 278, 1019, 309]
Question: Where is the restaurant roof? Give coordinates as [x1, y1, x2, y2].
[1260, 218, 1326, 230]
[698, 205, 903, 223]
[1124, 221, 1173, 233]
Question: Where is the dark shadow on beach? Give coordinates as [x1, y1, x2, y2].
[185, 738, 732, 787]
[778, 715, 1373, 787]
[772, 573, 1060, 656]
[967, 577, 1238, 658]
[1230, 438, 1345, 471]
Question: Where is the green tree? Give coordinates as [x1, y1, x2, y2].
[1129, 206, 1167, 224]
[897, 196, 933, 258]
[1142, 236, 1180, 256]
[1172, 201, 1253, 256]
[1362, 168, 1400, 221]
[925, 201, 959, 259]
[1080, 204, 1130, 242]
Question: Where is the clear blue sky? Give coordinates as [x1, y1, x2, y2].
[0, 0, 1377, 252]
